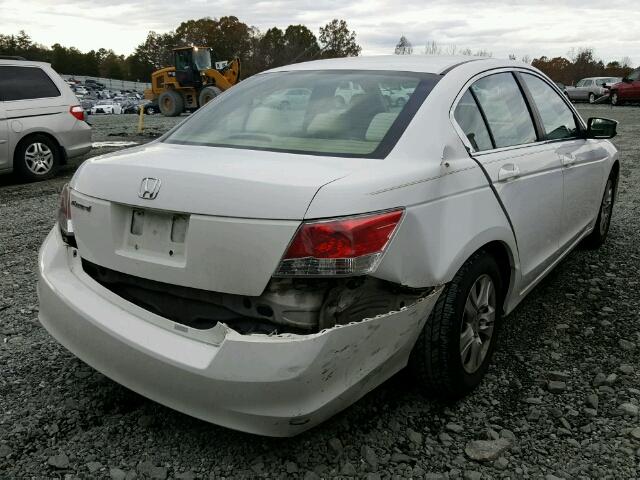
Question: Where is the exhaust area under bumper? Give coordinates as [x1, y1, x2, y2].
[37, 228, 443, 436]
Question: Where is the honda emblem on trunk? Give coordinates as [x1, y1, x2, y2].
[139, 177, 161, 200]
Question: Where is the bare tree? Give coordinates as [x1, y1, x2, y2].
[508, 54, 517, 60]
[424, 40, 442, 56]
[521, 54, 531, 64]
[460, 48, 472, 56]
[473, 49, 493, 57]
[621, 56, 633, 68]
[394, 36, 413, 55]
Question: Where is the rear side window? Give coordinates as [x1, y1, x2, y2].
[470, 73, 537, 149]
[453, 91, 493, 151]
[0, 66, 61, 101]
[520, 73, 578, 140]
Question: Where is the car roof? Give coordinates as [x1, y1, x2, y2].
[266, 55, 530, 75]
[0, 58, 52, 68]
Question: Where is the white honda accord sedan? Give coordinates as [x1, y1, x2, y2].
[38, 55, 619, 436]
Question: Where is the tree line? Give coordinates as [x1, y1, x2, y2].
[531, 49, 633, 85]
[395, 37, 634, 85]
[0, 17, 361, 81]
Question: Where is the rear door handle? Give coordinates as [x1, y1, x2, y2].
[0, 140, 7, 144]
[498, 163, 520, 182]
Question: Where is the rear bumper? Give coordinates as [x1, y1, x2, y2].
[38, 228, 442, 436]
[60, 120, 92, 160]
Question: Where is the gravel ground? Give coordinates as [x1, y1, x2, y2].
[1, 105, 639, 479]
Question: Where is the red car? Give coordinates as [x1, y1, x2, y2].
[609, 68, 640, 105]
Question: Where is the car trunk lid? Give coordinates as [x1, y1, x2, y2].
[71, 142, 358, 220]
[68, 142, 368, 296]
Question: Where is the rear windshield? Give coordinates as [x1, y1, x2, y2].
[164, 70, 440, 158]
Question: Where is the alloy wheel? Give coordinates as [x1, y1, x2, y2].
[24, 142, 54, 175]
[460, 274, 496, 374]
[599, 179, 614, 235]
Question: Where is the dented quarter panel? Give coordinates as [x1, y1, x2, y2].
[303, 72, 521, 306]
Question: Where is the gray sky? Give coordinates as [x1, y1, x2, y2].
[0, 0, 637, 65]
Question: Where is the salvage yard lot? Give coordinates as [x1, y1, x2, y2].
[1, 105, 639, 478]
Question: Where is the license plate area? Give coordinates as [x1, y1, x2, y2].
[122, 208, 189, 262]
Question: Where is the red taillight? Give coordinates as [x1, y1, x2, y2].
[69, 105, 84, 121]
[275, 209, 403, 276]
[58, 183, 74, 238]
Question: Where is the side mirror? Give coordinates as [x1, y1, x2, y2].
[585, 117, 617, 139]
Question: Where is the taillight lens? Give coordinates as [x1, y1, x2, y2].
[275, 209, 404, 276]
[58, 183, 74, 238]
[70, 105, 84, 121]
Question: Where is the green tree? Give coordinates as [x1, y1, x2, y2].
[318, 19, 361, 58]
[283, 25, 320, 63]
[258, 27, 285, 69]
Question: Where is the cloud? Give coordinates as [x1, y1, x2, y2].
[0, 0, 638, 65]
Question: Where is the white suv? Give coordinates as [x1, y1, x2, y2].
[0, 58, 91, 180]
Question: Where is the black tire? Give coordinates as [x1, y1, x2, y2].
[409, 250, 503, 399]
[145, 106, 156, 115]
[610, 91, 622, 106]
[14, 134, 60, 181]
[583, 172, 616, 249]
[588, 93, 595, 104]
[158, 90, 184, 117]
[198, 86, 222, 107]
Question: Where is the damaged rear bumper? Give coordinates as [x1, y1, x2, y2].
[37, 228, 443, 437]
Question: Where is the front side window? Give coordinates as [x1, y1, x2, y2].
[628, 69, 640, 81]
[164, 70, 441, 158]
[453, 90, 493, 151]
[470, 72, 537, 148]
[0, 66, 60, 101]
[521, 73, 578, 140]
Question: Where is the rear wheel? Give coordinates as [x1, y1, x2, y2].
[583, 173, 616, 248]
[14, 134, 60, 181]
[409, 251, 503, 399]
[588, 92, 595, 104]
[198, 86, 222, 107]
[158, 90, 184, 117]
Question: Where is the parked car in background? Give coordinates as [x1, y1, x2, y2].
[80, 98, 96, 113]
[73, 86, 89, 99]
[565, 77, 620, 103]
[90, 99, 122, 115]
[0, 59, 91, 180]
[262, 88, 311, 110]
[39, 56, 619, 436]
[141, 99, 159, 115]
[85, 79, 105, 90]
[608, 68, 640, 105]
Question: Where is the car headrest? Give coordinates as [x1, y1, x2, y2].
[365, 113, 398, 142]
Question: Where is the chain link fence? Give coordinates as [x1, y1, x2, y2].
[60, 74, 151, 92]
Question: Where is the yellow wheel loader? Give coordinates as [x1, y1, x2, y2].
[144, 46, 241, 117]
